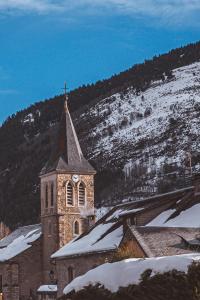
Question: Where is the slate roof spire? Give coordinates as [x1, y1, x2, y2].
[40, 84, 96, 175]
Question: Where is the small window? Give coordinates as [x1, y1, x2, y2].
[45, 184, 48, 208]
[48, 221, 52, 236]
[50, 183, 54, 207]
[68, 267, 74, 283]
[130, 216, 137, 226]
[74, 221, 80, 235]
[66, 182, 73, 206]
[78, 182, 85, 206]
[0, 274, 2, 293]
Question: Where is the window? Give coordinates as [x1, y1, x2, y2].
[130, 216, 137, 226]
[78, 182, 85, 206]
[48, 221, 52, 236]
[0, 275, 2, 294]
[74, 221, 80, 235]
[45, 184, 48, 208]
[50, 182, 54, 207]
[66, 182, 73, 206]
[68, 267, 74, 283]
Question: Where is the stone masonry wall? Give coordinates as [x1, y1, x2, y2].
[0, 238, 42, 300]
[0, 263, 19, 300]
[57, 174, 95, 245]
[56, 252, 114, 298]
[41, 172, 95, 283]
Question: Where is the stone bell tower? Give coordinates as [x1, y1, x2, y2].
[40, 88, 96, 282]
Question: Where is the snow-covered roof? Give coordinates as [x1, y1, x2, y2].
[63, 254, 200, 294]
[147, 203, 200, 227]
[37, 285, 57, 293]
[52, 222, 123, 259]
[52, 185, 199, 259]
[0, 224, 41, 262]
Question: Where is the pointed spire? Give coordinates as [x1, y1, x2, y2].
[40, 83, 96, 175]
[64, 81, 68, 111]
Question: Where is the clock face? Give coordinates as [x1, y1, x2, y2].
[72, 174, 79, 183]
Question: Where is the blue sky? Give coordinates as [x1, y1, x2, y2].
[0, 0, 200, 123]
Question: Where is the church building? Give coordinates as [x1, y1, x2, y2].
[39, 95, 96, 286]
[0, 94, 96, 300]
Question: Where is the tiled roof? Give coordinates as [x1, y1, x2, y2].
[130, 226, 200, 257]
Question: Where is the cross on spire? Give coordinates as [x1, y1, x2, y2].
[63, 82, 68, 101]
[63, 82, 69, 112]
[40, 80, 96, 176]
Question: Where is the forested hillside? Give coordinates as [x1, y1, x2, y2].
[0, 41, 200, 229]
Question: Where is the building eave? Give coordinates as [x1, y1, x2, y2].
[52, 248, 118, 261]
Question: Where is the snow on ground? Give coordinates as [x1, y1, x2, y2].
[37, 285, 57, 293]
[0, 224, 41, 262]
[147, 204, 200, 227]
[64, 254, 200, 295]
[52, 223, 123, 258]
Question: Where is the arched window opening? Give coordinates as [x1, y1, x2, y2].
[66, 182, 73, 206]
[50, 183, 54, 207]
[45, 184, 48, 208]
[74, 221, 80, 235]
[68, 266, 74, 283]
[78, 182, 85, 206]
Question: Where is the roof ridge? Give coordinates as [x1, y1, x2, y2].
[116, 186, 193, 208]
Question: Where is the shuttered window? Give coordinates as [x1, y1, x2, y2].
[50, 183, 54, 207]
[45, 184, 48, 208]
[66, 182, 73, 206]
[78, 183, 85, 206]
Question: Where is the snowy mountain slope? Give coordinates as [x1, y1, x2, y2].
[1, 42, 200, 228]
[85, 62, 200, 162]
[76, 62, 200, 203]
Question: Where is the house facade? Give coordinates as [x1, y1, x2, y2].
[0, 224, 42, 300]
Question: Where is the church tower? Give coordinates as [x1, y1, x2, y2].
[40, 90, 96, 282]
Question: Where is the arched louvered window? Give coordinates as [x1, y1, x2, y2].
[50, 183, 54, 207]
[74, 221, 80, 235]
[68, 266, 74, 283]
[45, 184, 48, 208]
[66, 182, 73, 206]
[78, 182, 85, 206]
